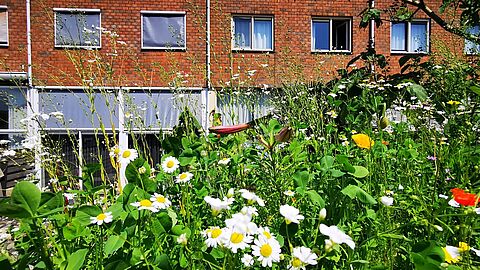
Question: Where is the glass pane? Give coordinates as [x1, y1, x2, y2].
[465, 26, 480, 54]
[0, 10, 7, 44]
[217, 92, 271, 125]
[312, 21, 329, 50]
[39, 91, 118, 128]
[411, 22, 428, 52]
[55, 12, 100, 46]
[124, 91, 203, 129]
[253, 19, 272, 50]
[234, 17, 251, 48]
[0, 87, 27, 144]
[332, 20, 350, 51]
[142, 14, 185, 48]
[391, 23, 406, 51]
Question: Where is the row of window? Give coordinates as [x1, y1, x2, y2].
[0, 7, 479, 54]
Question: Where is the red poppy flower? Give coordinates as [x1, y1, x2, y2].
[450, 188, 478, 207]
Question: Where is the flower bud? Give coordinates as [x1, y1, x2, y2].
[319, 208, 327, 221]
[275, 126, 293, 143]
[379, 116, 389, 129]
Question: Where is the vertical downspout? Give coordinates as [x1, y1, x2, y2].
[205, 0, 211, 131]
[118, 87, 128, 192]
[369, 0, 375, 73]
[26, 0, 42, 187]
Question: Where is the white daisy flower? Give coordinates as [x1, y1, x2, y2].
[176, 172, 193, 184]
[109, 145, 120, 158]
[284, 190, 295, 196]
[203, 227, 225, 248]
[150, 193, 171, 209]
[289, 246, 318, 269]
[218, 157, 231, 165]
[252, 235, 281, 267]
[225, 213, 258, 235]
[380, 196, 394, 206]
[443, 245, 461, 264]
[162, 156, 180, 173]
[319, 224, 355, 250]
[280, 205, 304, 224]
[204, 196, 232, 215]
[224, 229, 253, 253]
[239, 189, 265, 207]
[131, 199, 159, 212]
[448, 199, 460, 208]
[119, 148, 138, 164]
[241, 253, 254, 267]
[226, 188, 235, 198]
[257, 227, 274, 241]
[90, 212, 113, 225]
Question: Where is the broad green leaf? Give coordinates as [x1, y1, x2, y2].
[210, 248, 225, 259]
[179, 148, 195, 166]
[341, 185, 377, 205]
[104, 232, 127, 256]
[0, 199, 30, 218]
[349, 166, 369, 178]
[470, 84, 480, 96]
[157, 212, 173, 232]
[320, 156, 335, 170]
[37, 192, 64, 215]
[293, 170, 309, 193]
[172, 225, 191, 237]
[11, 181, 41, 217]
[410, 241, 444, 270]
[155, 254, 171, 270]
[180, 251, 188, 268]
[75, 205, 102, 226]
[66, 249, 88, 270]
[407, 83, 428, 101]
[305, 190, 325, 208]
[331, 169, 346, 178]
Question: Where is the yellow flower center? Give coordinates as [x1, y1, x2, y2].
[263, 231, 272, 239]
[260, 244, 273, 257]
[96, 213, 107, 220]
[211, 228, 222, 239]
[122, 150, 131, 158]
[156, 196, 166, 203]
[292, 257, 302, 268]
[179, 173, 188, 180]
[458, 242, 470, 252]
[166, 160, 175, 168]
[139, 199, 152, 207]
[114, 148, 120, 154]
[230, 232, 244, 244]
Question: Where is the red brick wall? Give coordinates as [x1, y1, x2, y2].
[0, 0, 27, 74]
[0, 0, 471, 87]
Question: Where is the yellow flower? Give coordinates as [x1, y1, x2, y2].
[458, 242, 470, 253]
[352, 134, 374, 149]
[443, 246, 461, 264]
[447, 100, 460, 106]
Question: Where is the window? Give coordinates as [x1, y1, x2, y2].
[312, 18, 351, 52]
[233, 16, 273, 51]
[465, 26, 480, 55]
[141, 11, 186, 49]
[0, 6, 7, 46]
[391, 20, 429, 53]
[54, 8, 101, 48]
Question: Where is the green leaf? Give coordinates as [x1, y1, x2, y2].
[0, 199, 31, 218]
[157, 212, 173, 232]
[331, 169, 346, 178]
[341, 185, 377, 205]
[37, 192, 64, 215]
[210, 248, 225, 259]
[410, 241, 444, 270]
[179, 148, 195, 166]
[172, 225, 191, 237]
[179, 251, 188, 268]
[104, 232, 127, 256]
[349, 166, 369, 178]
[293, 170, 309, 193]
[66, 249, 88, 270]
[407, 83, 428, 101]
[320, 156, 335, 170]
[156, 254, 172, 270]
[470, 84, 480, 96]
[11, 181, 41, 217]
[305, 190, 325, 208]
[75, 205, 102, 226]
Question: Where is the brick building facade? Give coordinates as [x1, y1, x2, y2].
[0, 0, 475, 185]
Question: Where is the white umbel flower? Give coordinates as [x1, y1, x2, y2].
[90, 212, 113, 225]
[176, 172, 193, 184]
[280, 205, 304, 224]
[150, 193, 171, 209]
[289, 246, 318, 269]
[319, 224, 355, 249]
[162, 156, 179, 173]
[252, 236, 281, 267]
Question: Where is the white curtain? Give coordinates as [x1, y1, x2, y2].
[391, 23, 406, 51]
[411, 22, 428, 52]
[253, 19, 272, 50]
[234, 18, 251, 48]
[0, 11, 7, 43]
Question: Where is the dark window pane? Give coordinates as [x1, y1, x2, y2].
[312, 21, 329, 50]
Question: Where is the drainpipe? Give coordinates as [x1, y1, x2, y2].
[204, 0, 211, 132]
[26, 0, 43, 187]
[118, 87, 128, 191]
[369, 0, 375, 73]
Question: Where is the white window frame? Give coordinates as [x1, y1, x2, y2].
[390, 19, 430, 54]
[231, 15, 274, 52]
[53, 8, 102, 49]
[464, 25, 480, 55]
[140, 11, 187, 50]
[0, 6, 8, 47]
[311, 17, 352, 53]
